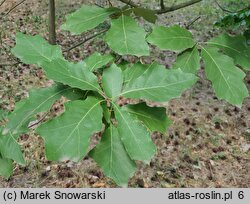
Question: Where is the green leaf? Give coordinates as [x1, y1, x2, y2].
[123, 63, 152, 84]
[85, 52, 114, 71]
[105, 15, 150, 56]
[207, 34, 250, 70]
[122, 103, 172, 134]
[172, 46, 200, 74]
[0, 131, 25, 165]
[147, 25, 196, 52]
[102, 64, 123, 98]
[120, 62, 197, 102]
[11, 33, 63, 66]
[133, 8, 157, 23]
[42, 59, 101, 92]
[113, 103, 156, 162]
[90, 125, 136, 186]
[4, 84, 72, 134]
[61, 5, 118, 34]
[0, 157, 13, 179]
[201, 47, 248, 106]
[36, 97, 103, 162]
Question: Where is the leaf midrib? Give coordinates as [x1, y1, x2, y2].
[14, 87, 72, 131]
[24, 35, 52, 63]
[151, 36, 193, 40]
[119, 78, 195, 96]
[46, 61, 102, 93]
[55, 100, 103, 155]
[108, 125, 113, 178]
[126, 63, 154, 85]
[182, 46, 197, 71]
[207, 42, 241, 54]
[121, 15, 129, 53]
[126, 109, 161, 124]
[67, 11, 111, 27]
[113, 103, 145, 158]
[1, 132, 24, 165]
[202, 47, 236, 99]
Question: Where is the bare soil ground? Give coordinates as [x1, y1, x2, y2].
[0, 0, 249, 187]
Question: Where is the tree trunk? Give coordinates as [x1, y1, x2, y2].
[48, 0, 56, 45]
[160, 0, 165, 9]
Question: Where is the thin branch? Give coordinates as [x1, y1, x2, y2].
[107, 0, 113, 7]
[156, 0, 202, 14]
[215, 1, 250, 13]
[94, 3, 104, 8]
[0, 0, 7, 7]
[215, 0, 234, 13]
[4, 0, 26, 16]
[186, 16, 201, 29]
[119, 0, 202, 14]
[28, 112, 49, 129]
[238, 5, 250, 12]
[115, 55, 122, 64]
[63, 29, 108, 52]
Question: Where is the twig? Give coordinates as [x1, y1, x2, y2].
[238, 5, 250, 13]
[115, 55, 122, 64]
[63, 29, 108, 52]
[215, 1, 250, 13]
[156, 0, 202, 14]
[107, 0, 113, 7]
[186, 16, 201, 29]
[118, 0, 202, 14]
[4, 0, 26, 16]
[94, 3, 104, 8]
[28, 112, 49, 129]
[0, 0, 7, 7]
[215, 0, 234, 13]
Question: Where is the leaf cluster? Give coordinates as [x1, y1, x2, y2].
[0, 4, 249, 186]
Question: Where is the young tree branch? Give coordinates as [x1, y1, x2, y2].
[63, 29, 109, 52]
[118, 0, 202, 14]
[156, 0, 202, 14]
[28, 112, 49, 129]
[48, 0, 56, 45]
[185, 16, 201, 29]
[215, 1, 250, 13]
[215, 0, 235, 13]
[0, 0, 7, 7]
[4, 0, 26, 16]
